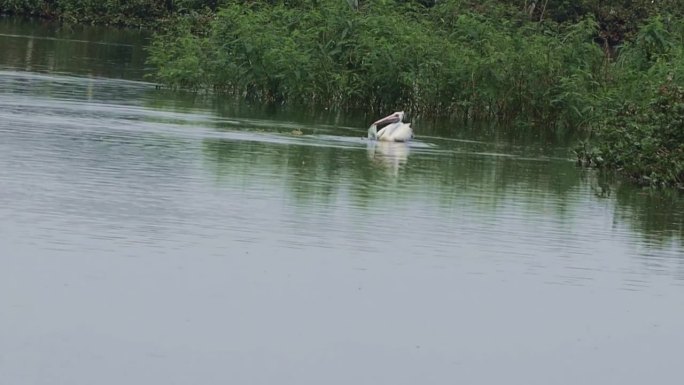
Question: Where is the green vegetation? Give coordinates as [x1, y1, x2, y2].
[576, 15, 684, 188]
[145, 1, 683, 188]
[147, 1, 608, 129]
[577, 82, 684, 188]
[2, 0, 683, 188]
[0, 0, 218, 27]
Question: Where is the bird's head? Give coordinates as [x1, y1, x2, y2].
[372, 111, 405, 127]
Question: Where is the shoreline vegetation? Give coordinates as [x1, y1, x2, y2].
[2, 0, 683, 189]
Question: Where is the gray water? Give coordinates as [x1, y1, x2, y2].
[1, 17, 683, 385]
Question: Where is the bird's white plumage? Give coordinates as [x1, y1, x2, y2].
[376, 122, 413, 142]
[367, 111, 414, 142]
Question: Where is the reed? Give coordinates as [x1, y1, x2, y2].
[3, 0, 683, 187]
[148, 1, 613, 130]
[576, 16, 684, 188]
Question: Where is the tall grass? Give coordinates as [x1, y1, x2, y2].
[4, 0, 681, 187]
[577, 16, 684, 188]
[148, 0, 609, 129]
[147, 1, 684, 186]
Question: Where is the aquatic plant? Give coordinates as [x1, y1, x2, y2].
[3, 0, 684, 188]
[144, 1, 684, 187]
[577, 82, 684, 188]
[576, 16, 684, 188]
[147, 1, 610, 129]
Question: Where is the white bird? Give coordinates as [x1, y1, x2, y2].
[367, 111, 414, 142]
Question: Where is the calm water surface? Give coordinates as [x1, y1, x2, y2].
[1, 17, 683, 385]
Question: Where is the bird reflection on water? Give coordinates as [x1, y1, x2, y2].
[366, 140, 410, 176]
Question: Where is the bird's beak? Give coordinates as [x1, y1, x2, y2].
[373, 113, 400, 126]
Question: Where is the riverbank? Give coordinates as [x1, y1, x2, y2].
[148, 0, 684, 189]
[3, 0, 683, 188]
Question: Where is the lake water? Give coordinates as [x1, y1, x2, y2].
[1, 17, 683, 385]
